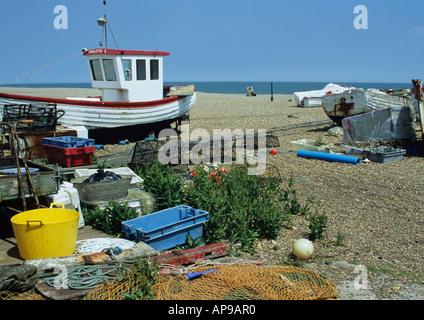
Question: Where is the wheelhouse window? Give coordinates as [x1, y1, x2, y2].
[150, 59, 159, 80]
[122, 59, 132, 81]
[90, 59, 103, 81]
[102, 59, 117, 81]
[136, 59, 146, 80]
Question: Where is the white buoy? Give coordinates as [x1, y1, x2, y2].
[293, 239, 314, 259]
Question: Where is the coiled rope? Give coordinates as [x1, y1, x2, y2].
[43, 263, 125, 290]
[43, 243, 129, 290]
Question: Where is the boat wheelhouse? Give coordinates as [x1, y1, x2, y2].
[83, 48, 170, 103]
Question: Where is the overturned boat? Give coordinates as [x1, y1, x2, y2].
[322, 88, 413, 124]
[294, 83, 355, 108]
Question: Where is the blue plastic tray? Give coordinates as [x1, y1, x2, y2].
[122, 205, 209, 251]
[42, 136, 95, 148]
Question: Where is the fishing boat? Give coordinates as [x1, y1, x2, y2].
[322, 87, 413, 124]
[0, 3, 196, 139]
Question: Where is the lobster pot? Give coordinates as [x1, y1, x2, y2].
[3, 103, 64, 132]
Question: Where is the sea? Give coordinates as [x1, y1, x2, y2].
[0, 81, 412, 95]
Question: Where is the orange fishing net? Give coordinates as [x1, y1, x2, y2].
[84, 262, 338, 300]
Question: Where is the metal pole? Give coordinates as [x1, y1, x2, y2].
[412, 79, 424, 140]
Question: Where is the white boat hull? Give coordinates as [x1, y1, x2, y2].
[322, 88, 413, 124]
[301, 97, 323, 108]
[0, 90, 196, 130]
[294, 83, 355, 107]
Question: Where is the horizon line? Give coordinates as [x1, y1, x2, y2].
[0, 79, 413, 87]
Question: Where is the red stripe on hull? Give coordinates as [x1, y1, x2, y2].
[0, 92, 183, 109]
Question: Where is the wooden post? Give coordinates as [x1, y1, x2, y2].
[412, 79, 424, 140]
[270, 82, 274, 101]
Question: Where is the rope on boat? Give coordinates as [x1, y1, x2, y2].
[0, 51, 82, 86]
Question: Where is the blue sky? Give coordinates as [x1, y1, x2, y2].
[0, 0, 423, 84]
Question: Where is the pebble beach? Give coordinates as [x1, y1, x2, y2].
[192, 91, 424, 300]
[1, 87, 423, 299]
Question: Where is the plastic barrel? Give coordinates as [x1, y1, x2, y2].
[297, 150, 361, 165]
[11, 203, 79, 260]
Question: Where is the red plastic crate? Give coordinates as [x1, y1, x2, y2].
[43, 144, 95, 167]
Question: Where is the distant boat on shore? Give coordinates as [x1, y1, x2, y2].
[0, 2, 195, 135]
[294, 83, 355, 108]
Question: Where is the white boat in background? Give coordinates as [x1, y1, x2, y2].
[0, 3, 195, 134]
[294, 83, 355, 108]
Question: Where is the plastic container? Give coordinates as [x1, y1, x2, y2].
[72, 175, 132, 205]
[44, 144, 95, 167]
[122, 205, 209, 251]
[341, 145, 364, 156]
[10, 203, 79, 260]
[46, 182, 84, 229]
[364, 148, 406, 163]
[74, 167, 144, 187]
[42, 136, 95, 148]
[290, 139, 332, 153]
[405, 145, 421, 156]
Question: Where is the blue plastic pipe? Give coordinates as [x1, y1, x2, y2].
[297, 150, 360, 165]
[186, 269, 219, 280]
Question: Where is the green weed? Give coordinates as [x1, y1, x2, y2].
[134, 161, 185, 211]
[308, 211, 328, 241]
[121, 258, 160, 300]
[82, 199, 139, 237]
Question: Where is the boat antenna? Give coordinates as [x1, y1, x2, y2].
[97, 1, 119, 49]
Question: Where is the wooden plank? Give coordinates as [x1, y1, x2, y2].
[419, 101, 424, 139]
[19, 128, 78, 160]
[35, 282, 92, 300]
[412, 79, 424, 139]
[150, 242, 228, 265]
[24, 241, 157, 272]
[0, 158, 59, 201]
[166, 85, 195, 97]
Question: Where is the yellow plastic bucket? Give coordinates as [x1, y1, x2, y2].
[11, 203, 79, 260]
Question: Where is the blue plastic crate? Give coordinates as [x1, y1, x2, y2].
[42, 136, 95, 148]
[122, 205, 209, 251]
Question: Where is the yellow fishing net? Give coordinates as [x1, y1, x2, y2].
[84, 262, 338, 300]
[0, 291, 44, 300]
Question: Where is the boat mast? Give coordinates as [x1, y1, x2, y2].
[97, 1, 119, 49]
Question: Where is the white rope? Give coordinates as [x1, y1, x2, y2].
[0, 51, 82, 86]
[76, 238, 135, 255]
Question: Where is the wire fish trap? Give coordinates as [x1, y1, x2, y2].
[130, 139, 165, 165]
[2, 103, 65, 132]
